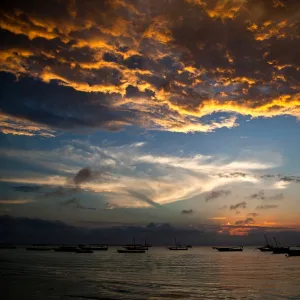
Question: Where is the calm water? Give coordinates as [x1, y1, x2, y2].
[1, 247, 300, 300]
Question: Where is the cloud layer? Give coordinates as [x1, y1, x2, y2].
[1, 0, 300, 135]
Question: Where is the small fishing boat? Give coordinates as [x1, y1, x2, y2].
[79, 245, 108, 251]
[26, 247, 53, 251]
[168, 238, 188, 250]
[286, 249, 300, 257]
[54, 246, 78, 252]
[117, 249, 145, 253]
[272, 237, 289, 254]
[213, 246, 243, 252]
[257, 235, 273, 252]
[117, 237, 146, 253]
[75, 248, 93, 253]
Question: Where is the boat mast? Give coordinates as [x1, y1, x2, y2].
[273, 237, 278, 248]
[264, 234, 270, 246]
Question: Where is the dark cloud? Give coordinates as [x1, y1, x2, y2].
[181, 209, 193, 214]
[13, 185, 41, 193]
[1, 215, 298, 246]
[73, 168, 92, 185]
[248, 213, 260, 217]
[230, 202, 247, 210]
[235, 218, 255, 226]
[61, 197, 96, 210]
[43, 187, 79, 198]
[127, 190, 161, 208]
[1, 0, 300, 135]
[248, 190, 284, 201]
[256, 204, 278, 210]
[205, 189, 231, 202]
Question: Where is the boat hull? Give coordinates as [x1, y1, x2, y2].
[168, 247, 188, 250]
[286, 249, 300, 257]
[272, 247, 290, 254]
[213, 247, 243, 252]
[117, 249, 145, 253]
[257, 247, 273, 252]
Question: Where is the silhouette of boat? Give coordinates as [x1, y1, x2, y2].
[257, 235, 273, 252]
[118, 237, 146, 253]
[272, 237, 290, 254]
[26, 246, 53, 251]
[286, 249, 300, 257]
[117, 249, 146, 253]
[124, 238, 150, 250]
[75, 248, 93, 253]
[79, 245, 108, 251]
[54, 246, 78, 252]
[213, 246, 243, 252]
[0, 244, 17, 249]
[168, 238, 188, 250]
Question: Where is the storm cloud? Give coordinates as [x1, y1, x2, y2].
[1, 0, 300, 136]
[205, 190, 231, 202]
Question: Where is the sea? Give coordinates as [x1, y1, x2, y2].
[1, 247, 300, 300]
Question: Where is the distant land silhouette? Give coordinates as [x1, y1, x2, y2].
[1, 215, 300, 246]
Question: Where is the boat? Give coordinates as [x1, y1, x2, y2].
[168, 238, 188, 250]
[53, 246, 79, 252]
[286, 249, 300, 257]
[257, 235, 273, 252]
[212, 246, 243, 252]
[272, 237, 290, 254]
[26, 247, 53, 251]
[117, 249, 145, 253]
[79, 245, 108, 251]
[75, 248, 93, 253]
[117, 237, 147, 253]
[124, 238, 150, 250]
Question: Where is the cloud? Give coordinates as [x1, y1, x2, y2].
[73, 168, 92, 185]
[205, 189, 231, 202]
[0, 200, 33, 204]
[230, 202, 247, 210]
[181, 209, 193, 214]
[0, 140, 281, 208]
[235, 218, 255, 226]
[248, 190, 284, 201]
[60, 197, 96, 210]
[248, 213, 260, 217]
[0, 0, 300, 135]
[13, 185, 42, 193]
[256, 204, 279, 210]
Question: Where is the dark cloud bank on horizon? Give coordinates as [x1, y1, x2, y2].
[0, 215, 299, 246]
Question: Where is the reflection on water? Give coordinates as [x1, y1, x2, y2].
[1, 247, 300, 299]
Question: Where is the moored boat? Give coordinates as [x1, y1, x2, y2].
[168, 238, 188, 250]
[75, 248, 93, 253]
[286, 249, 300, 257]
[213, 246, 243, 252]
[272, 237, 290, 254]
[117, 249, 145, 253]
[256, 235, 273, 252]
[79, 245, 108, 251]
[54, 246, 78, 252]
[26, 247, 53, 251]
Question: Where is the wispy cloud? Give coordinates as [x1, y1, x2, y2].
[230, 202, 247, 210]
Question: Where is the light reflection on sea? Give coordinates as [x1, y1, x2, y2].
[1, 247, 300, 299]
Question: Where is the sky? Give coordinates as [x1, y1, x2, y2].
[0, 0, 300, 238]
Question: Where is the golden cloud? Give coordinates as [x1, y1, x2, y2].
[0, 0, 299, 134]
